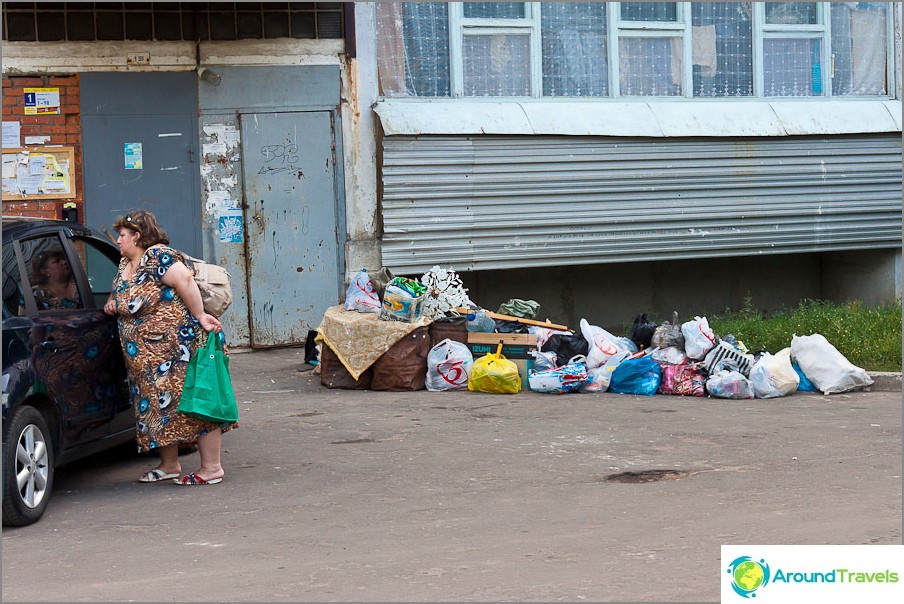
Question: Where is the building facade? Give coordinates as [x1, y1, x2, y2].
[3, 2, 902, 340]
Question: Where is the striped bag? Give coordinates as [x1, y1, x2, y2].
[702, 340, 755, 378]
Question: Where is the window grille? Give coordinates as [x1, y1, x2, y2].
[376, 1, 893, 99]
[1, 2, 344, 42]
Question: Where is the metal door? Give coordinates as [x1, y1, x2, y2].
[240, 112, 341, 347]
[81, 73, 201, 257]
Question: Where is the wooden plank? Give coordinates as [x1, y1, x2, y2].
[455, 307, 569, 331]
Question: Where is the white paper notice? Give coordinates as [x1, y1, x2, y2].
[203, 124, 226, 141]
[202, 142, 227, 156]
[2, 156, 16, 179]
[28, 155, 46, 175]
[207, 190, 232, 207]
[2, 121, 21, 148]
[223, 126, 241, 147]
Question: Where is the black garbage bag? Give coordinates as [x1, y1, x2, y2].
[540, 333, 589, 361]
[304, 329, 319, 365]
[494, 319, 529, 333]
[629, 313, 657, 350]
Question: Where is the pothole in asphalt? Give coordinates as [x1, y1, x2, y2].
[603, 470, 691, 483]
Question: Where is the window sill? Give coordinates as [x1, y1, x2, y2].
[374, 98, 902, 137]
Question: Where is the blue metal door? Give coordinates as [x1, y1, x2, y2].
[240, 112, 341, 347]
[81, 73, 201, 257]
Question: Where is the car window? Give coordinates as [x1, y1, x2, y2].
[70, 236, 120, 308]
[2, 242, 24, 319]
[18, 234, 84, 312]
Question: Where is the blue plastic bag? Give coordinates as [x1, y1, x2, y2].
[792, 363, 818, 392]
[608, 354, 661, 396]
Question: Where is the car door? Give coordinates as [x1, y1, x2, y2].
[13, 230, 130, 448]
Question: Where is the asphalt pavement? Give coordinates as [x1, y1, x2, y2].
[2, 347, 901, 602]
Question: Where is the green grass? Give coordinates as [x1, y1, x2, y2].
[707, 298, 902, 372]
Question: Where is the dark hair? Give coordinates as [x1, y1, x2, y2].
[30, 249, 67, 285]
[112, 210, 169, 248]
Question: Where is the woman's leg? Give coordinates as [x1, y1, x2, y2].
[195, 429, 224, 480]
[157, 444, 181, 474]
[138, 444, 181, 481]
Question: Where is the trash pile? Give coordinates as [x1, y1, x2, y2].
[314, 266, 874, 398]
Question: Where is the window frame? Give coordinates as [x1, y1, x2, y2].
[432, 2, 896, 100]
[449, 2, 542, 97]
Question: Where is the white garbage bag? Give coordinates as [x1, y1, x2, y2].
[681, 316, 717, 360]
[425, 339, 474, 391]
[750, 348, 799, 398]
[344, 269, 381, 314]
[580, 350, 631, 393]
[706, 369, 754, 399]
[790, 334, 873, 395]
[580, 318, 622, 369]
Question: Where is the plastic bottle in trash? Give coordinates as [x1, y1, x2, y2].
[465, 310, 495, 333]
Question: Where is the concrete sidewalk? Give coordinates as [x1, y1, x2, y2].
[2, 347, 901, 602]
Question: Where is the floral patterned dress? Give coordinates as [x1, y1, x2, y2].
[112, 245, 236, 453]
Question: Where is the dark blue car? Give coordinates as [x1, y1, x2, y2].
[2, 217, 134, 526]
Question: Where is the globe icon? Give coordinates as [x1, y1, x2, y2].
[734, 560, 765, 592]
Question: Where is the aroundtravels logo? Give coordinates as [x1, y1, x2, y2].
[726, 556, 771, 598]
[722, 546, 904, 603]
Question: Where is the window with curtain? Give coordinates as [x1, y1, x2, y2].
[540, 2, 609, 97]
[691, 3, 753, 97]
[376, 2, 892, 99]
[830, 2, 889, 96]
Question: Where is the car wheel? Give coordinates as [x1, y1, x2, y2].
[2, 406, 55, 527]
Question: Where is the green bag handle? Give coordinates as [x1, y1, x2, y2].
[203, 331, 229, 369]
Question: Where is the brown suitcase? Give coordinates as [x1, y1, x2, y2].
[429, 316, 469, 348]
[371, 326, 430, 391]
[319, 343, 373, 389]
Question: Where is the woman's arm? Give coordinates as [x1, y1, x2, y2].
[160, 261, 222, 333]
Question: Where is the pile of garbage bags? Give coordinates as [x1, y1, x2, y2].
[429, 313, 874, 398]
[337, 265, 874, 398]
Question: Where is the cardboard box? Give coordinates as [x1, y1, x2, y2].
[467, 333, 538, 391]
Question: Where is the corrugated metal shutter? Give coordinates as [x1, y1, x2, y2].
[381, 135, 902, 274]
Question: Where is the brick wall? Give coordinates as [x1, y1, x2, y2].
[2, 74, 82, 220]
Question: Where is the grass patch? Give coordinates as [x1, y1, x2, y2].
[707, 298, 902, 372]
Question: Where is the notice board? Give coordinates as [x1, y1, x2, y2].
[1, 146, 76, 200]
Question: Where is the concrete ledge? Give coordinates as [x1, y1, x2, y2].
[866, 372, 902, 392]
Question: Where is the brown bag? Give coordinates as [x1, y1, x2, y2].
[429, 316, 468, 348]
[368, 267, 395, 301]
[371, 326, 430, 391]
[319, 344, 373, 390]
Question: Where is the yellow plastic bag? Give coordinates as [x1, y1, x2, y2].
[468, 343, 522, 394]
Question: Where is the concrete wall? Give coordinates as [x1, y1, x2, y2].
[341, 3, 383, 283]
[822, 248, 903, 307]
[461, 249, 900, 334]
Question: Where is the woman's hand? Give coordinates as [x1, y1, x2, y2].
[103, 297, 116, 316]
[198, 312, 222, 333]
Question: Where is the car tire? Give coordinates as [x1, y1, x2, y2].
[2, 406, 55, 527]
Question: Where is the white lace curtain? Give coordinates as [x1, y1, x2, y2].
[376, 2, 888, 98]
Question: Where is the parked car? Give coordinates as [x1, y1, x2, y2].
[2, 217, 134, 526]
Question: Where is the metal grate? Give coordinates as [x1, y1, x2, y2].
[1, 2, 344, 42]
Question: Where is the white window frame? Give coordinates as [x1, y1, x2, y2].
[439, 1, 894, 100]
[756, 2, 829, 97]
[449, 2, 541, 97]
[610, 2, 690, 97]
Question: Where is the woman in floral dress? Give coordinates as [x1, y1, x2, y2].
[104, 210, 236, 485]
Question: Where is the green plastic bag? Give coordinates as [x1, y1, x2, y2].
[178, 333, 239, 424]
[497, 299, 540, 319]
